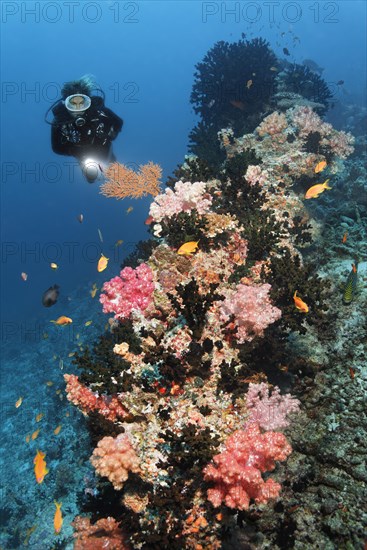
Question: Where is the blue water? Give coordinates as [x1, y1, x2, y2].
[1, 1, 366, 548]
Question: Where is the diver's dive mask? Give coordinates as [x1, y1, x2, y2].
[64, 94, 91, 120]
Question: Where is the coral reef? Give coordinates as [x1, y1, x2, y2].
[64, 89, 359, 547]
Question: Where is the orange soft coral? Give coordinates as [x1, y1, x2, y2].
[100, 161, 162, 199]
[90, 434, 141, 490]
[72, 516, 130, 550]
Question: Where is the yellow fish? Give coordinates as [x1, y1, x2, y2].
[54, 502, 63, 534]
[177, 241, 199, 256]
[85, 320, 92, 327]
[15, 397, 23, 408]
[34, 450, 49, 484]
[314, 160, 327, 173]
[304, 179, 331, 199]
[126, 206, 133, 214]
[115, 240, 124, 247]
[46, 381, 54, 387]
[50, 316, 73, 326]
[36, 413, 43, 422]
[50, 263, 58, 270]
[97, 254, 109, 272]
[90, 287, 98, 298]
[293, 291, 309, 313]
[68, 352, 75, 358]
[31, 429, 40, 440]
[54, 425, 62, 435]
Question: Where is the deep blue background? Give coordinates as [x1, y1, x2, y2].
[1, 0, 366, 326]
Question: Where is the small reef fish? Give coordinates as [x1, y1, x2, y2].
[77, 214, 84, 223]
[126, 206, 134, 214]
[342, 231, 348, 243]
[31, 429, 40, 440]
[343, 262, 358, 304]
[246, 79, 253, 89]
[34, 450, 49, 484]
[283, 47, 290, 56]
[85, 320, 93, 327]
[145, 215, 154, 225]
[25, 434, 31, 443]
[50, 263, 58, 270]
[293, 291, 309, 313]
[21, 272, 28, 281]
[15, 397, 23, 408]
[50, 316, 73, 326]
[230, 100, 245, 111]
[114, 240, 124, 247]
[177, 241, 199, 256]
[314, 160, 327, 173]
[349, 367, 355, 380]
[98, 228, 103, 243]
[54, 425, 62, 435]
[68, 352, 75, 357]
[304, 179, 331, 199]
[270, 66, 278, 72]
[90, 286, 98, 298]
[97, 254, 109, 272]
[36, 413, 43, 422]
[59, 359, 64, 370]
[42, 284, 60, 307]
[54, 502, 63, 534]
[336, 80, 344, 86]
[46, 381, 54, 386]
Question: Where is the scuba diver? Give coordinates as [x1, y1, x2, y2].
[45, 75, 123, 183]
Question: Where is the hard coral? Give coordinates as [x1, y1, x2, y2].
[203, 423, 292, 510]
[100, 263, 155, 320]
[90, 434, 141, 490]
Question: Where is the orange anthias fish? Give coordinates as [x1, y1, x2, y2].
[34, 450, 49, 483]
[97, 254, 109, 272]
[305, 179, 331, 199]
[293, 291, 309, 313]
[50, 316, 73, 326]
[54, 502, 63, 534]
[342, 231, 348, 243]
[177, 241, 199, 256]
[314, 160, 327, 173]
[54, 425, 62, 435]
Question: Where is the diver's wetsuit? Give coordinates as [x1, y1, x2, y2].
[51, 96, 123, 164]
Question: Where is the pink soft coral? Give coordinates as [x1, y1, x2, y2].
[64, 374, 127, 422]
[203, 424, 292, 510]
[220, 283, 282, 342]
[245, 383, 300, 431]
[99, 263, 155, 320]
[149, 180, 212, 222]
[90, 434, 141, 490]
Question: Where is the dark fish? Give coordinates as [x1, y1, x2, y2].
[283, 47, 290, 56]
[336, 80, 344, 86]
[98, 163, 104, 173]
[42, 285, 60, 308]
